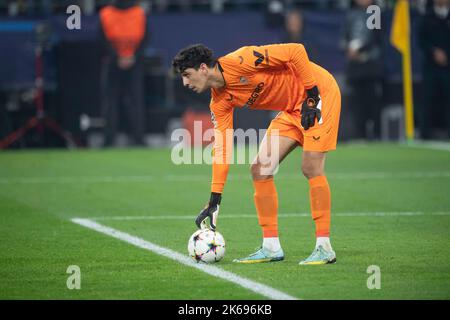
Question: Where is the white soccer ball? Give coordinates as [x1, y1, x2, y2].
[188, 229, 226, 263]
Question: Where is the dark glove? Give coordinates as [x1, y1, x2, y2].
[301, 86, 322, 130]
[195, 192, 221, 231]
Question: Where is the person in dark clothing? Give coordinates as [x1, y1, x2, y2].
[341, 0, 384, 140]
[418, 0, 450, 139]
[0, 98, 12, 140]
[99, 0, 148, 147]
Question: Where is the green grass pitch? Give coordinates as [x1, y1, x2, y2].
[0, 143, 449, 299]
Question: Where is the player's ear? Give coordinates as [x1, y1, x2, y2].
[199, 63, 208, 73]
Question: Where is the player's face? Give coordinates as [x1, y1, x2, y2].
[181, 65, 209, 93]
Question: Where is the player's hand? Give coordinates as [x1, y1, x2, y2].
[195, 193, 221, 231]
[301, 86, 322, 130]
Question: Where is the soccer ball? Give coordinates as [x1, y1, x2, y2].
[188, 229, 226, 263]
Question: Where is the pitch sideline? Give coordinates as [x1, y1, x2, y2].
[2, 171, 450, 184]
[71, 218, 298, 300]
[86, 211, 450, 221]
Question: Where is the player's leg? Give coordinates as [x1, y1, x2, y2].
[298, 150, 336, 265]
[125, 63, 145, 146]
[233, 133, 298, 263]
[419, 66, 436, 140]
[441, 70, 450, 138]
[103, 63, 120, 147]
[299, 79, 341, 265]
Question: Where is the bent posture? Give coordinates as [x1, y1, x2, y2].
[172, 43, 341, 265]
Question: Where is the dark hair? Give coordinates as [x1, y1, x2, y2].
[172, 44, 215, 74]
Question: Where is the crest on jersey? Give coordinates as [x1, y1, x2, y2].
[210, 111, 218, 129]
[239, 76, 248, 84]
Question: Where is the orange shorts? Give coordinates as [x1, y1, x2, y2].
[267, 77, 341, 152]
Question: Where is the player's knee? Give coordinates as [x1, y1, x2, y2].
[301, 162, 322, 179]
[251, 162, 273, 180]
[251, 162, 262, 179]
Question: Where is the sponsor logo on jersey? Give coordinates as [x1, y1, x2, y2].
[253, 49, 269, 67]
[243, 82, 264, 109]
[253, 50, 264, 66]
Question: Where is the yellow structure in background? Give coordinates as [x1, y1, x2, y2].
[390, 0, 414, 141]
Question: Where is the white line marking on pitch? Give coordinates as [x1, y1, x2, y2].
[71, 218, 298, 300]
[87, 211, 450, 221]
[404, 141, 450, 152]
[2, 171, 450, 184]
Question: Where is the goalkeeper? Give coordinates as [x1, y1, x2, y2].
[172, 43, 341, 265]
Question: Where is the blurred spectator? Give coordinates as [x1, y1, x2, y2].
[6, 0, 29, 15]
[138, 0, 151, 13]
[7, 1, 19, 16]
[414, 0, 429, 14]
[0, 99, 12, 141]
[315, 0, 332, 10]
[82, 0, 96, 15]
[6, 0, 99, 16]
[99, 0, 148, 147]
[336, 0, 352, 10]
[25, 0, 53, 15]
[281, 9, 318, 61]
[211, 0, 226, 13]
[152, 0, 192, 12]
[283, 9, 304, 43]
[265, 0, 285, 28]
[341, 0, 384, 140]
[153, 0, 169, 12]
[418, 0, 450, 139]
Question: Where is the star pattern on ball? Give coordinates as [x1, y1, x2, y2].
[194, 254, 203, 262]
[207, 241, 218, 253]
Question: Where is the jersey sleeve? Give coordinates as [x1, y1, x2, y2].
[210, 100, 234, 194]
[235, 43, 317, 89]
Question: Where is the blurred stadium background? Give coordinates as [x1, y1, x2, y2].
[0, 0, 446, 149]
[1, 0, 450, 301]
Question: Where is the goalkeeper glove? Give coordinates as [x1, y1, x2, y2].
[195, 192, 221, 231]
[301, 86, 322, 130]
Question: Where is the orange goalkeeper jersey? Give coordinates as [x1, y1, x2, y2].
[210, 43, 335, 193]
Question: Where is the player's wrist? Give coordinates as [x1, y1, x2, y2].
[306, 85, 319, 98]
[305, 86, 320, 108]
[209, 192, 222, 207]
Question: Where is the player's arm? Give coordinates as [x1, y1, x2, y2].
[238, 43, 316, 88]
[274, 44, 323, 129]
[240, 43, 322, 129]
[195, 102, 234, 230]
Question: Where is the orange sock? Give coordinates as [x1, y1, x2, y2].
[308, 175, 331, 237]
[253, 178, 278, 238]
